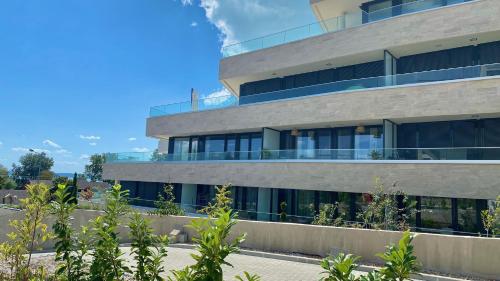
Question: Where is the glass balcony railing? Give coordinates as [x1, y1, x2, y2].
[221, 0, 471, 57]
[149, 63, 500, 117]
[105, 148, 500, 163]
[149, 94, 238, 117]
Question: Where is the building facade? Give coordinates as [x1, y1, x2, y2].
[104, 0, 500, 235]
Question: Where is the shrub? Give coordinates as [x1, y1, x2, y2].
[129, 211, 169, 281]
[313, 203, 343, 226]
[376, 231, 420, 281]
[199, 184, 233, 216]
[0, 183, 52, 280]
[50, 184, 77, 280]
[89, 184, 131, 280]
[319, 253, 360, 281]
[151, 184, 184, 216]
[356, 178, 415, 231]
[170, 186, 259, 281]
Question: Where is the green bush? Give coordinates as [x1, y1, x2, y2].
[129, 211, 169, 281]
[151, 184, 184, 217]
[376, 231, 420, 281]
[319, 253, 360, 281]
[89, 184, 131, 280]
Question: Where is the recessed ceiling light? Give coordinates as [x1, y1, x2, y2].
[470, 37, 478, 42]
[326, 63, 332, 66]
[271, 72, 277, 76]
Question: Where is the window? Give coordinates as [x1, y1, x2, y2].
[226, 135, 237, 160]
[173, 138, 190, 160]
[296, 190, 315, 220]
[250, 133, 262, 160]
[297, 130, 316, 159]
[239, 135, 250, 160]
[354, 126, 383, 159]
[457, 199, 479, 233]
[317, 130, 332, 159]
[205, 135, 225, 160]
[420, 197, 452, 230]
[337, 128, 353, 159]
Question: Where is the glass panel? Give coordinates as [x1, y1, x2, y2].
[337, 192, 350, 220]
[205, 136, 224, 160]
[173, 138, 190, 161]
[457, 199, 478, 233]
[297, 130, 316, 159]
[421, 197, 453, 230]
[296, 190, 315, 222]
[226, 135, 237, 160]
[317, 130, 332, 159]
[337, 128, 353, 160]
[250, 133, 262, 160]
[239, 135, 250, 160]
[190, 138, 199, 160]
[354, 127, 383, 159]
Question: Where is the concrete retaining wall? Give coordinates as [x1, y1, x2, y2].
[0, 209, 498, 279]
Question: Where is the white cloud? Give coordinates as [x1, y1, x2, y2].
[128, 137, 137, 141]
[132, 147, 150, 153]
[181, 0, 193, 6]
[55, 149, 71, 154]
[89, 142, 97, 146]
[12, 147, 50, 154]
[80, 154, 90, 160]
[203, 88, 234, 106]
[80, 135, 101, 140]
[191, 21, 198, 27]
[196, 0, 315, 53]
[43, 139, 61, 149]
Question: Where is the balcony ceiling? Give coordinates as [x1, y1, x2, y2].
[310, 0, 366, 22]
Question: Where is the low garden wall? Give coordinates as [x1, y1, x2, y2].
[0, 190, 27, 205]
[0, 209, 498, 280]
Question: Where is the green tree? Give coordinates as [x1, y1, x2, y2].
[11, 152, 54, 181]
[313, 203, 343, 226]
[0, 165, 16, 190]
[84, 154, 105, 182]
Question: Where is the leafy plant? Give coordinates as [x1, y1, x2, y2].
[152, 184, 184, 216]
[50, 184, 78, 280]
[359, 271, 385, 281]
[0, 165, 16, 190]
[199, 184, 233, 216]
[129, 211, 169, 281]
[89, 184, 131, 281]
[481, 209, 495, 237]
[357, 178, 415, 231]
[0, 183, 52, 280]
[320, 253, 360, 281]
[376, 231, 420, 281]
[313, 203, 343, 226]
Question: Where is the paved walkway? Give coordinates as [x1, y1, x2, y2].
[124, 246, 327, 280]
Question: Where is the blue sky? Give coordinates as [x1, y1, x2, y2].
[0, 0, 315, 173]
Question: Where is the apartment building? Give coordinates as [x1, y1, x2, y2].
[104, 0, 500, 234]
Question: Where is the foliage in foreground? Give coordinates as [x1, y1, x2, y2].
[199, 184, 233, 216]
[89, 184, 131, 280]
[129, 211, 169, 281]
[0, 183, 53, 280]
[319, 231, 420, 281]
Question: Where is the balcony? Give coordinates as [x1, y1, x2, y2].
[105, 147, 500, 163]
[221, 0, 472, 57]
[149, 63, 500, 117]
